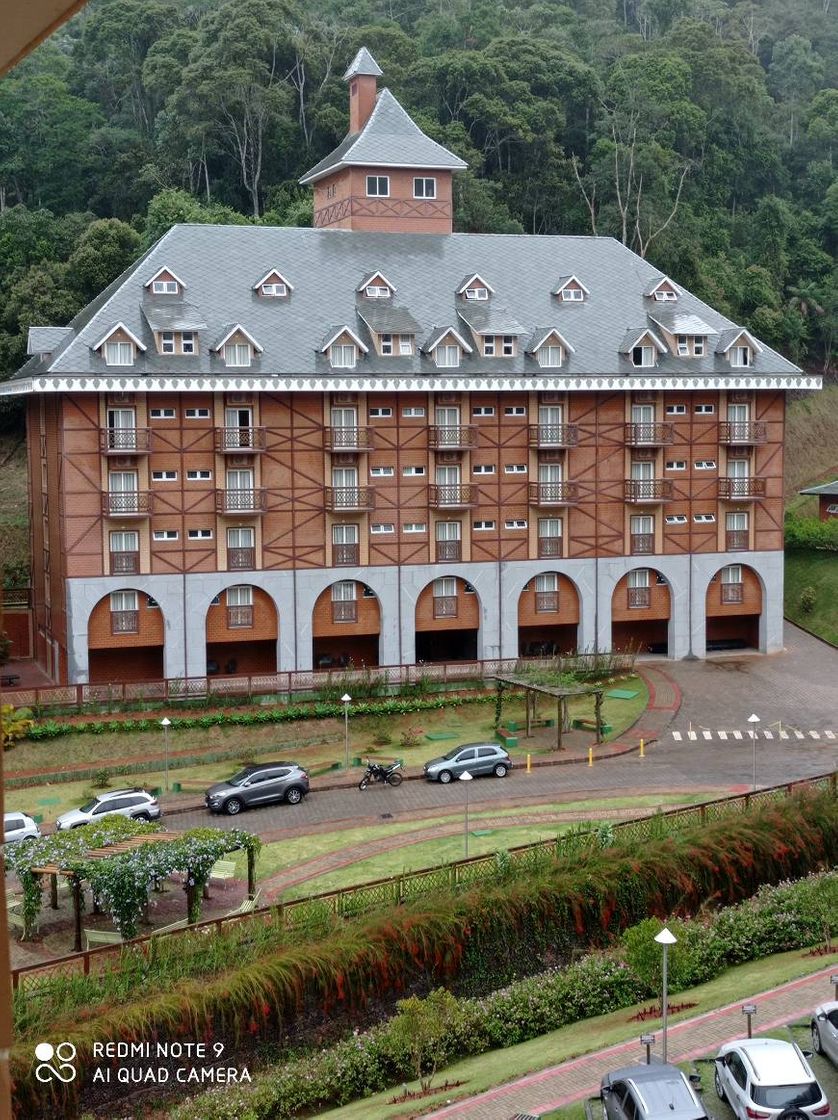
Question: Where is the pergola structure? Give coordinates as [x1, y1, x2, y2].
[492, 674, 606, 750]
[29, 831, 256, 952]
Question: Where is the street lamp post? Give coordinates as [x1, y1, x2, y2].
[654, 926, 677, 1062]
[459, 770, 473, 858]
[160, 717, 171, 792]
[341, 694, 352, 770]
[747, 713, 760, 792]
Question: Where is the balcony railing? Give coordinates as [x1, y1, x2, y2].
[332, 600, 357, 623]
[433, 595, 458, 619]
[718, 478, 765, 500]
[216, 488, 267, 514]
[228, 547, 255, 570]
[324, 427, 373, 452]
[630, 533, 654, 555]
[625, 422, 674, 446]
[624, 479, 673, 503]
[111, 610, 139, 634]
[215, 427, 266, 452]
[325, 487, 375, 512]
[226, 605, 253, 628]
[719, 422, 767, 445]
[102, 491, 152, 517]
[538, 536, 563, 558]
[535, 591, 559, 613]
[100, 428, 150, 454]
[528, 424, 578, 448]
[428, 484, 477, 508]
[528, 482, 579, 506]
[333, 543, 360, 566]
[110, 551, 139, 574]
[721, 582, 744, 604]
[725, 530, 749, 552]
[436, 540, 462, 562]
[627, 587, 651, 609]
[428, 425, 477, 450]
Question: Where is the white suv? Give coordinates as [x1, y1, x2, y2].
[714, 1038, 831, 1120]
[55, 789, 161, 831]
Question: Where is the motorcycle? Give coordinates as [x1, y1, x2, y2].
[358, 759, 403, 789]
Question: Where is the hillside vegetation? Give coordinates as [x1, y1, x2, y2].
[786, 384, 838, 508]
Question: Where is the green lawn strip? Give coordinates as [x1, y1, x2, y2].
[319, 948, 838, 1120]
[784, 550, 838, 646]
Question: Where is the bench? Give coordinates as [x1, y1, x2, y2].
[209, 860, 237, 888]
[150, 918, 189, 938]
[83, 929, 124, 951]
[495, 727, 519, 749]
[504, 718, 555, 732]
[224, 888, 261, 919]
[571, 718, 613, 735]
[0, 675, 20, 687]
[172, 779, 208, 793]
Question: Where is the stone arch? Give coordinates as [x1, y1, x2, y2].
[611, 565, 672, 656]
[517, 569, 581, 656]
[204, 582, 279, 675]
[87, 587, 166, 683]
[312, 579, 381, 669]
[414, 574, 481, 663]
[703, 561, 765, 653]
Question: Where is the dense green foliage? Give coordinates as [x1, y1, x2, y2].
[784, 547, 838, 645]
[0, 0, 835, 400]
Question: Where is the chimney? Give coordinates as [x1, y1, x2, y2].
[344, 47, 383, 134]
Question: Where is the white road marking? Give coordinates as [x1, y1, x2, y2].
[733, 730, 743, 740]
[702, 730, 712, 740]
[779, 730, 789, 739]
[795, 730, 805, 739]
[672, 731, 683, 741]
[763, 730, 773, 740]
[809, 731, 821, 739]
[825, 730, 835, 740]
[718, 731, 728, 740]
[688, 731, 697, 741]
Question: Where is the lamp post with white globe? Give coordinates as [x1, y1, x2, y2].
[341, 694, 352, 770]
[459, 770, 473, 858]
[654, 926, 678, 1061]
[747, 713, 760, 791]
[160, 717, 171, 792]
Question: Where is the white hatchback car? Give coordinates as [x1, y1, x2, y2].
[3, 812, 41, 845]
[812, 1002, 838, 1068]
[714, 1038, 831, 1120]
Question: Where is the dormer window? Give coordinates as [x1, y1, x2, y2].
[182, 332, 195, 354]
[655, 289, 677, 301]
[465, 287, 489, 301]
[694, 337, 705, 357]
[253, 270, 293, 298]
[483, 335, 516, 357]
[366, 285, 391, 299]
[538, 344, 563, 368]
[154, 279, 178, 294]
[645, 276, 679, 302]
[398, 335, 413, 356]
[436, 344, 460, 368]
[162, 332, 175, 355]
[158, 330, 196, 356]
[105, 341, 135, 366]
[553, 276, 590, 302]
[366, 175, 389, 197]
[330, 343, 357, 369]
[458, 274, 494, 302]
[677, 335, 689, 357]
[144, 268, 186, 296]
[225, 343, 251, 368]
[731, 346, 751, 368]
[562, 287, 584, 302]
[632, 346, 656, 368]
[94, 322, 146, 367]
[380, 334, 414, 357]
[262, 282, 286, 297]
[527, 329, 574, 368]
[213, 324, 262, 368]
[358, 271, 395, 300]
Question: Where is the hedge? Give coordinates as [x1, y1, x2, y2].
[784, 514, 838, 551]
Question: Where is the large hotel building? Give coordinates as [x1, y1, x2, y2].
[3, 49, 820, 685]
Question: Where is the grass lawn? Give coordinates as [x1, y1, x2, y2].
[784, 550, 838, 646]
[319, 947, 838, 1120]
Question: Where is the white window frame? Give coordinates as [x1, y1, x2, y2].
[721, 564, 743, 584]
[504, 406, 526, 416]
[502, 335, 515, 356]
[398, 335, 413, 355]
[537, 344, 563, 368]
[505, 519, 527, 529]
[365, 285, 391, 299]
[152, 529, 179, 541]
[184, 407, 209, 419]
[161, 331, 175, 355]
[694, 337, 705, 357]
[370, 523, 395, 534]
[665, 404, 686, 415]
[473, 406, 495, 416]
[150, 408, 176, 419]
[366, 175, 389, 197]
[433, 577, 456, 598]
[187, 528, 213, 540]
[676, 335, 689, 357]
[368, 407, 392, 418]
[483, 337, 496, 357]
[152, 279, 178, 295]
[370, 466, 395, 477]
[693, 513, 716, 524]
[186, 469, 212, 481]
[104, 341, 134, 366]
[402, 465, 426, 477]
[330, 343, 357, 369]
[402, 406, 425, 418]
[110, 590, 138, 612]
[472, 464, 495, 474]
[632, 345, 655, 368]
[413, 177, 436, 199]
[695, 403, 715, 414]
[561, 287, 584, 302]
[224, 342, 251, 368]
[261, 282, 287, 297]
[731, 346, 751, 368]
[473, 520, 495, 530]
[435, 344, 460, 368]
[504, 464, 527, 474]
[381, 334, 394, 356]
[464, 287, 489, 301]
[110, 530, 139, 551]
[151, 470, 178, 482]
[694, 460, 717, 470]
[227, 584, 253, 607]
[666, 461, 687, 471]
[665, 515, 688, 525]
[654, 289, 677, 302]
[403, 523, 427, 534]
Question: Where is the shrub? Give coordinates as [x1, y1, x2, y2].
[399, 725, 424, 749]
[799, 585, 817, 614]
[0, 705, 34, 750]
[91, 768, 111, 789]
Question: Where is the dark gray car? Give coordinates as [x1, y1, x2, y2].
[602, 1063, 708, 1120]
[205, 762, 309, 815]
[423, 742, 512, 783]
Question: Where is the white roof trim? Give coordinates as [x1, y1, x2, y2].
[552, 276, 590, 296]
[320, 326, 369, 354]
[91, 322, 147, 352]
[645, 276, 681, 297]
[356, 271, 396, 293]
[212, 325, 264, 353]
[252, 270, 295, 292]
[456, 274, 495, 295]
[144, 266, 187, 290]
[718, 329, 764, 354]
[626, 328, 667, 354]
[426, 327, 474, 354]
[528, 329, 576, 355]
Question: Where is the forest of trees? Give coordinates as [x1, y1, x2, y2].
[0, 0, 835, 397]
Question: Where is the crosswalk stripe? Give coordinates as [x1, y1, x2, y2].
[779, 730, 789, 739]
[795, 730, 805, 739]
[825, 730, 835, 740]
[809, 731, 821, 739]
[672, 731, 682, 741]
[718, 731, 728, 740]
[733, 730, 743, 740]
[702, 730, 712, 740]
[763, 730, 773, 740]
[688, 731, 697, 741]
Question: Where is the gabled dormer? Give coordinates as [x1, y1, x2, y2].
[357, 271, 395, 299]
[552, 276, 589, 303]
[212, 325, 263, 368]
[619, 328, 667, 368]
[644, 276, 680, 302]
[92, 323, 147, 367]
[457, 274, 493, 302]
[356, 301, 420, 358]
[647, 311, 714, 359]
[525, 329, 575, 368]
[144, 267, 186, 296]
[715, 328, 763, 369]
[320, 326, 369, 370]
[421, 327, 473, 369]
[253, 270, 293, 298]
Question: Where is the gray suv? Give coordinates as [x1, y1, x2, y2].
[423, 742, 512, 783]
[602, 1063, 708, 1120]
[205, 762, 310, 815]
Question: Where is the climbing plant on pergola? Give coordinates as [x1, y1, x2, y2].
[493, 674, 606, 750]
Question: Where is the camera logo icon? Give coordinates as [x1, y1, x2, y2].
[35, 1042, 77, 1083]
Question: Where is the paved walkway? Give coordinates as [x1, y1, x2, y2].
[426, 964, 838, 1119]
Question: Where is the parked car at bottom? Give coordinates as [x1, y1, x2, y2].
[812, 1002, 838, 1068]
[55, 789, 161, 831]
[423, 742, 512, 783]
[714, 1038, 831, 1120]
[3, 812, 41, 845]
[205, 762, 310, 815]
[601, 1062, 708, 1120]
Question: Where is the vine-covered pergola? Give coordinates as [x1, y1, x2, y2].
[493, 674, 606, 750]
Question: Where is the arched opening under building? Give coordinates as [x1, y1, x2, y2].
[415, 576, 480, 663]
[611, 567, 671, 656]
[705, 563, 763, 652]
[205, 584, 278, 675]
[312, 580, 381, 669]
[517, 571, 580, 656]
[87, 589, 165, 683]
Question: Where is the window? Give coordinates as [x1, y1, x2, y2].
[330, 343, 357, 369]
[631, 346, 655, 367]
[161, 331, 175, 354]
[186, 469, 212, 481]
[665, 404, 686, 415]
[654, 289, 677, 302]
[473, 520, 495, 530]
[366, 175, 389, 197]
[433, 577, 456, 597]
[224, 343, 251, 367]
[398, 335, 413, 355]
[695, 460, 717, 470]
[403, 465, 426, 477]
[381, 334, 394, 356]
[414, 177, 436, 198]
[152, 470, 178, 481]
[153, 529, 179, 540]
[104, 341, 134, 366]
[695, 403, 715, 414]
[152, 279, 178, 294]
[403, 523, 426, 533]
[188, 528, 213, 539]
[826, 504, 838, 515]
[473, 406, 495, 416]
[147, 596, 160, 608]
[502, 335, 514, 356]
[694, 337, 705, 356]
[464, 287, 488, 301]
[505, 464, 527, 474]
[483, 337, 495, 357]
[731, 346, 751, 367]
[365, 285, 391, 299]
[537, 344, 563, 368]
[150, 408, 176, 419]
[403, 406, 425, 417]
[370, 523, 395, 534]
[185, 407, 209, 419]
[666, 461, 687, 471]
[326, 184, 336, 199]
[505, 519, 527, 529]
[693, 513, 716, 523]
[261, 282, 287, 297]
[435, 344, 459, 368]
[504, 406, 526, 416]
[473, 464, 495, 474]
[676, 335, 689, 357]
[370, 466, 395, 477]
[561, 287, 584, 302]
[665, 515, 688, 525]
[227, 585, 252, 605]
[721, 565, 742, 583]
[369, 407, 392, 418]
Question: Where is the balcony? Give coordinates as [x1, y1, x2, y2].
[625, 422, 675, 446]
[215, 488, 267, 514]
[528, 424, 579, 449]
[228, 547, 255, 570]
[324, 427, 373, 452]
[719, 422, 767, 445]
[428, 425, 477, 450]
[538, 536, 563, 558]
[718, 478, 765, 501]
[624, 479, 673, 503]
[627, 587, 651, 609]
[721, 582, 744, 604]
[215, 427, 266, 453]
[436, 540, 462, 562]
[433, 595, 458, 619]
[226, 605, 253, 628]
[535, 591, 559, 613]
[332, 600, 357, 623]
[102, 491, 153, 517]
[100, 428, 150, 454]
[429, 484, 477, 508]
[333, 543, 360, 566]
[111, 610, 139, 634]
[110, 551, 139, 574]
[325, 486, 375, 512]
[725, 530, 749, 552]
[528, 482, 579, 506]
[630, 533, 655, 555]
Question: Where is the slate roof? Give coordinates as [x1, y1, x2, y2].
[13, 224, 802, 382]
[648, 309, 715, 335]
[141, 301, 207, 333]
[457, 303, 527, 335]
[618, 327, 666, 355]
[715, 327, 761, 354]
[299, 89, 467, 184]
[798, 480, 838, 497]
[27, 326, 73, 355]
[356, 302, 421, 335]
[343, 47, 383, 80]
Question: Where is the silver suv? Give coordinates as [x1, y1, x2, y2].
[714, 1038, 831, 1120]
[55, 789, 161, 831]
[602, 1063, 708, 1120]
[205, 762, 310, 815]
[812, 1002, 838, 1068]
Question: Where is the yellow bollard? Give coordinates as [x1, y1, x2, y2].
[526, 753, 532, 774]
[640, 737, 645, 758]
[588, 747, 593, 767]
